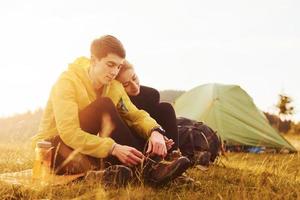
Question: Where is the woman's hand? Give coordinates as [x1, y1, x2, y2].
[164, 136, 175, 150]
[146, 131, 167, 157]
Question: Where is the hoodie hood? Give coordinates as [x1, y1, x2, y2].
[68, 56, 91, 83]
[67, 56, 110, 97]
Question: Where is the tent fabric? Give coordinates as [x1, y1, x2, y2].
[174, 83, 296, 151]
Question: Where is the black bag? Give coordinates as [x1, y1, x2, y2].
[177, 117, 222, 166]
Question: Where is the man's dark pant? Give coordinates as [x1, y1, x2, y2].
[48, 97, 147, 175]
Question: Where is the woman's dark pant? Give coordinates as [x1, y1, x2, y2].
[130, 86, 179, 151]
[48, 97, 147, 175]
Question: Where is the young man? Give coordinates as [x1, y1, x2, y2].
[31, 35, 190, 187]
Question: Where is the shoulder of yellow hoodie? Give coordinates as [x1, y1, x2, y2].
[53, 56, 90, 89]
[108, 80, 158, 138]
[72, 56, 90, 67]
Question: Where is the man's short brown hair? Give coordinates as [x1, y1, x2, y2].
[90, 35, 126, 60]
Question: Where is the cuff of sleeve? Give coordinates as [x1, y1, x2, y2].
[95, 137, 116, 158]
[148, 125, 165, 136]
[109, 143, 117, 155]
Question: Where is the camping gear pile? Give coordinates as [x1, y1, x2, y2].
[177, 117, 222, 167]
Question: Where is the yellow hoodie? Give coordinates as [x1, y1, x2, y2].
[31, 57, 158, 158]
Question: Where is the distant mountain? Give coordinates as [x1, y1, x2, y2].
[2, 92, 296, 144]
[159, 90, 185, 104]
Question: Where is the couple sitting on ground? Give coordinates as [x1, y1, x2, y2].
[31, 35, 190, 187]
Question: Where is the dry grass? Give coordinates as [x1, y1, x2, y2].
[0, 140, 300, 200]
[284, 134, 300, 151]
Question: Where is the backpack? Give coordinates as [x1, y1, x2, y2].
[177, 117, 222, 166]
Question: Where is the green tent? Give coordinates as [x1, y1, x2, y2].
[174, 83, 296, 151]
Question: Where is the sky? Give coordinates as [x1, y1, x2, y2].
[0, 0, 299, 121]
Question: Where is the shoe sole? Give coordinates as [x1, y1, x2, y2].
[155, 157, 190, 186]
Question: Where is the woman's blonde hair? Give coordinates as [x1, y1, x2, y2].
[116, 60, 134, 79]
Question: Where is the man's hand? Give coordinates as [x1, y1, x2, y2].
[111, 144, 144, 167]
[146, 131, 167, 157]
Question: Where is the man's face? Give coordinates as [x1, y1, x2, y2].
[117, 68, 140, 96]
[91, 53, 124, 86]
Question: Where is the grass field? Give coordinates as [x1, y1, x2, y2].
[0, 139, 300, 200]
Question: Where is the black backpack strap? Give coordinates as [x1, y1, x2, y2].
[200, 131, 210, 150]
[188, 127, 195, 152]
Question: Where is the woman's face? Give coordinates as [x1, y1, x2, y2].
[117, 68, 140, 96]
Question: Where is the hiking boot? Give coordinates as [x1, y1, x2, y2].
[193, 151, 211, 167]
[142, 156, 190, 186]
[84, 165, 133, 187]
[165, 149, 182, 161]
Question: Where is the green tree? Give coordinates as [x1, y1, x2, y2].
[275, 94, 294, 133]
[276, 94, 294, 120]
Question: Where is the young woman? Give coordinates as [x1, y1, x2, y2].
[116, 60, 179, 153]
[116, 61, 222, 169]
